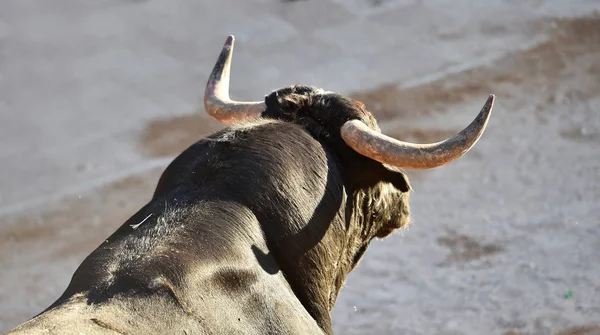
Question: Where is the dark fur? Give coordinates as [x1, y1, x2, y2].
[8, 86, 411, 335]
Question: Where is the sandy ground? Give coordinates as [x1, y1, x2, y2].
[1, 2, 600, 334]
[331, 16, 600, 335]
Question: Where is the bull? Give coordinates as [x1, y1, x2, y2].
[6, 36, 494, 334]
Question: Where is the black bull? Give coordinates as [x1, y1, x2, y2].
[6, 39, 494, 335]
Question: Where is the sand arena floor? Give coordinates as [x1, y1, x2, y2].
[1, 1, 600, 334]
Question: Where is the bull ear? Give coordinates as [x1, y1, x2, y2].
[381, 165, 411, 193]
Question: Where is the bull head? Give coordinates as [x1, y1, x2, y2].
[205, 35, 494, 170]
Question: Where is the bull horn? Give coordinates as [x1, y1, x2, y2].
[340, 94, 495, 169]
[204, 35, 266, 125]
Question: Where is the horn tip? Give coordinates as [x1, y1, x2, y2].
[224, 35, 235, 50]
[483, 94, 495, 114]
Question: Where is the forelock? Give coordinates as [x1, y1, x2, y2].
[262, 85, 380, 131]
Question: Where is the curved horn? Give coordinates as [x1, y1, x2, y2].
[204, 35, 266, 125]
[340, 94, 495, 169]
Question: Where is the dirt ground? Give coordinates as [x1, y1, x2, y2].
[329, 15, 600, 335]
[1, 9, 600, 335]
